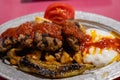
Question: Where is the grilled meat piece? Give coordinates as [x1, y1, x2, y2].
[18, 34, 33, 48]
[0, 37, 17, 53]
[66, 36, 80, 51]
[0, 22, 62, 52]
[35, 32, 62, 51]
[61, 20, 85, 40]
[18, 56, 94, 78]
[61, 21, 84, 52]
[0, 33, 62, 52]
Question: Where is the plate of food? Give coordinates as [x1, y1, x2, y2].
[0, 3, 120, 80]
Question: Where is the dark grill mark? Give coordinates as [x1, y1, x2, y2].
[59, 63, 82, 72]
[19, 56, 83, 78]
[42, 37, 48, 47]
[42, 34, 49, 37]
[19, 56, 57, 77]
[53, 38, 57, 46]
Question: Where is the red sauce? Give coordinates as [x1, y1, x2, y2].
[1, 22, 62, 40]
[80, 36, 120, 53]
[1, 27, 18, 38]
[62, 21, 85, 40]
[17, 22, 33, 37]
[32, 22, 62, 39]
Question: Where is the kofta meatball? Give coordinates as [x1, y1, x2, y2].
[35, 32, 62, 51]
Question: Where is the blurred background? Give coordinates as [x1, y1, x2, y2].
[0, 0, 120, 25]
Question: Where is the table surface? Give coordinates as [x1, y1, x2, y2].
[0, 0, 120, 80]
[1, 0, 120, 25]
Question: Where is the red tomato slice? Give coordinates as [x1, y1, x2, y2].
[44, 3, 75, 24]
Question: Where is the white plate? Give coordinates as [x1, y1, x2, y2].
[0, 11, 120, 80]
